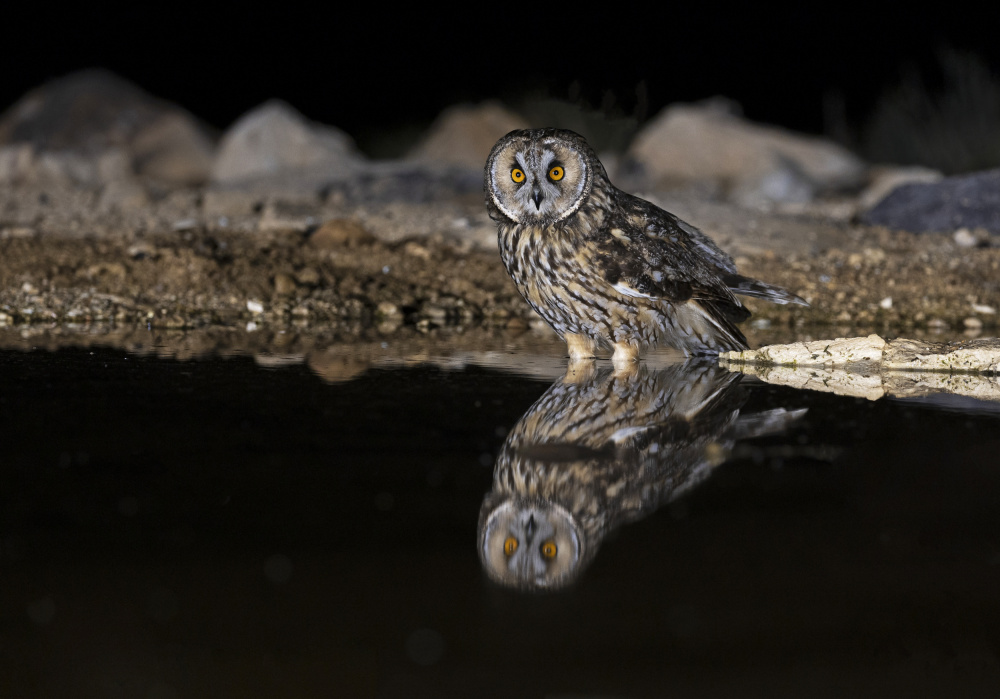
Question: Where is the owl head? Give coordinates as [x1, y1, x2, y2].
[478, 494, 585, 590]
[484, 128, 607, 225]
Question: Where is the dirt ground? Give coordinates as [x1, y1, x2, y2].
[1, 208, 998, 351]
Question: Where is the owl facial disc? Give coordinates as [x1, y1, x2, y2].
[486, 130, 593, 225]
[479, 498, 583, 589]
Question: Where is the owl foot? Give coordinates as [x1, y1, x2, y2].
[611, 342, 639, 374]
[564, 333, 597, 361]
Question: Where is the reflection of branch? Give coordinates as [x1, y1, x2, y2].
[721, 335, 1000, 401]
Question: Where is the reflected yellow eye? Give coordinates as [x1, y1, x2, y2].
[503, 536, 518, 556]
[541, 541, 557, 559]
[511, 168, 525, 183]
[548, 166, 564, 181]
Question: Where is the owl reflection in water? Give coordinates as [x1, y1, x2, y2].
[478, 362, 804, 590]
[485, 129, 807, 361]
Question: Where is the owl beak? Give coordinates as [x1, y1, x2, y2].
[532, 186, 544, 210]
[525, 514, 537, 541]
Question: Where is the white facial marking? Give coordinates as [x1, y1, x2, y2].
[612, 282, 654, 299]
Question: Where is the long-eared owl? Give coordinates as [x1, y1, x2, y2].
[485, 128, 806, 362]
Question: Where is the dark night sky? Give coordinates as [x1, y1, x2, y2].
[4, 5, 998, 152]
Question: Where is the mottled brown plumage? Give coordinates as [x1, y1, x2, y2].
[485, 128, 806, 360]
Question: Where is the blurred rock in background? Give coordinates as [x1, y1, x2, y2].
[862, 169, 1000, 234]
[623, 98, 866, 207]
[407, 101, 528, 170]
[1, 67, 999, 245]
[0, 69, 215, 189]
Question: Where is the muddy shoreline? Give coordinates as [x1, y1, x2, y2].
[1, 218, 997, 343]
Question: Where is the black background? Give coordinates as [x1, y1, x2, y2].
[2, 5, 998, 150]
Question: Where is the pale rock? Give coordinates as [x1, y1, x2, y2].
[722, 334, 886, 368]
[723, 336, 1000, 401]
[210, 100, 361, 185]
[626, 99, 866, 205]
[408, 101, 529, 169]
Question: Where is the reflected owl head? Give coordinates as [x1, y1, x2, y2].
[485, 128, 607, 225]
[478, 494, 588, 590]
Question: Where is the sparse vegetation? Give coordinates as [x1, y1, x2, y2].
[860, 49, 1000, 174]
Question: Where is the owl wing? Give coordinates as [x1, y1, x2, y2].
[593, 193, 751, 324]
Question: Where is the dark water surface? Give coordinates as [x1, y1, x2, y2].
[3, 344, 1000, 697]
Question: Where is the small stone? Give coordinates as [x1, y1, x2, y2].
[1, 226, 36, 239]
[309, 219, 375, 248]
[879, 297, 893, 310]
[403, 241, 432, 259]
[972, 303, 996, 315]
[964, 317, 984, 330]
[246, 299, 264, 314]
[376, 302, 402, 318]
[953, 228, 977, 247]
[927, 318, 949, 329]
[422, 305, 447, 323]
[505, 316, 529, 331]
[127, 241, 158, 260]
[295, 267, 321, 286]
[273, 273, 297, 296]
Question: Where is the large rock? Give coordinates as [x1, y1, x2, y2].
[407, 101, 528, 170]
[210, 100, 362, 185]
[861, 168, 1000, 234]
[0, 69, 215, 186]
[626, 100, 866, 205]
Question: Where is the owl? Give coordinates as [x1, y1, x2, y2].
[478, 360, 805, 590]
[485, 128, 807, 362]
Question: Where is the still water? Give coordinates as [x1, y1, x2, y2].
[3, 333, 1000, 697]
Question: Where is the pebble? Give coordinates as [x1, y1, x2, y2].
[422, 305, 448, 323]
[376, 302, 402, 318]
[296, 267, 321, 286]
[964, 317, 984, 330]
[309, 219, 376, 248]
[953, 228, 977, 247]
[879, 297, 893, 310]
[272, 273, 297, 296]
[246, 299, 264, 314]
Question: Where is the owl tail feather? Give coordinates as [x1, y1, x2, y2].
[682, 300, 749, 355]
[723, 274, 809, 306]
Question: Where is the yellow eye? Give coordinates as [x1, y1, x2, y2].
[503, 536, 518, 556]
[511, 168, 525, 183]
[541, 541, 557, 559]
[548, 166, 564, 181]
